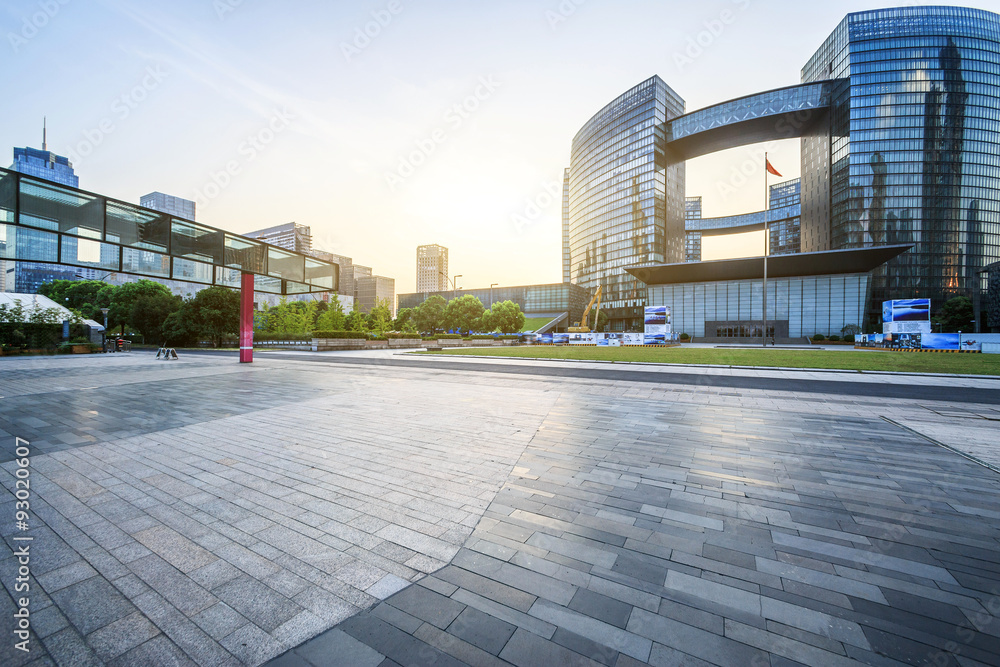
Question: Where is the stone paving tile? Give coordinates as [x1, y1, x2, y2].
[4, 354, 1000, 665]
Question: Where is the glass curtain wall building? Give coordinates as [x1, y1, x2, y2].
[802, 6, 1000, 321]
[565, 76, 685, 331]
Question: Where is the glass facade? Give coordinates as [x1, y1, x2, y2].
[648, 273, 869, 339]
[684, 197, 702, 262]
[0, 166, 336, 295]
[684, 180, 801, 263]
[803, 6, 1000, 324]
[566, 76, 685, 331]
[8, 146, 82, 292]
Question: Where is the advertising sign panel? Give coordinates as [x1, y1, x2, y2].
[622, 333, 644, 346]
[883, 299, 931, 334]
[644, 306, 672, 341]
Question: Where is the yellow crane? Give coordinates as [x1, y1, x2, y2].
[568, 286, 602, 333]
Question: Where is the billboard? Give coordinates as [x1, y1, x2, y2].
[644, 306, 669, 326]
[883, 299, 931, 334]
[644, 306, 672, 341]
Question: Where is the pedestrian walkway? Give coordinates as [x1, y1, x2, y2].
[0, 353, 997, 666]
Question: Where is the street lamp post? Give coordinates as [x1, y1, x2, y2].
[100, 307, 110, 353]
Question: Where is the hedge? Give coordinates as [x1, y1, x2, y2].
[437, 334, 463, 339]
[385, 333, 422, 339]
[679, 333, 690, 341]
[467, 335, 496, 340]
[843, 334, 855, 343]
[812, 334, 825, 341]
[254, 332, 313, 342]
[827, 335, 841, 342]
[311, 330, 369, 339]
[0, 323, 90, 350]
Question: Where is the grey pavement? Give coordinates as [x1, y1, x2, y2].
[1, 351, 999, 666]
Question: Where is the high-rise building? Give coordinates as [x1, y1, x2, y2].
[244, 222, 312, 254]
[356, 275, 395, 315]
[566, 7, 1000, 330]
[801, 6, 1000, 321]
[7, 134, 81, 292]
[565, 76, 686, 331]
[416, 244, 449, 292]
[140, 192, 196, 220]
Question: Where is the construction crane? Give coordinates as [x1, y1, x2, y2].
[568, 286, 602, 333]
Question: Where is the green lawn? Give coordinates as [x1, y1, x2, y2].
[520, 317, 557, 332]
[418, 345, 1000, 375]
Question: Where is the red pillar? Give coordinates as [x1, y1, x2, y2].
[240, 272, 254, 363]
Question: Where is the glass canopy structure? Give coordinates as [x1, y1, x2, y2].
[0, 166, 338, 362]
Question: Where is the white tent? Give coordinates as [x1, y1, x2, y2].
[0, 293, 105, 340]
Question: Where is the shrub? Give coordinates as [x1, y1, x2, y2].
[679, 333, 690, 341]
[468, 335, 496, 340]
[311, 330, 370, 339]
[811, 333, 825, 341]
[827, 335, 840, 342]
[385, 333, 422, 339]
[437, 334, 463, 339]
[254, 332, 313, 342]
[843, 334, 855, 343]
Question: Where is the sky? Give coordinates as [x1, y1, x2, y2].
[4, 0, 998, 294]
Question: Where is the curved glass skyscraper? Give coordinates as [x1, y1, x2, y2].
[802, 5, 1000, 319]
[566, 76, 685, 331]
[565, 7, 1000, 331]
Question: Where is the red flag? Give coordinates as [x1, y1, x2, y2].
[765, 159, 782, 177]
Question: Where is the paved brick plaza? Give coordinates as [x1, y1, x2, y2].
[2, 351, 1000, 666]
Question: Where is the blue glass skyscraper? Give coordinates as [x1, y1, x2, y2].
[802, 6, 1000, 319]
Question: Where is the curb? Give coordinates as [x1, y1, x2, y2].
[406, 351, 1000, 381]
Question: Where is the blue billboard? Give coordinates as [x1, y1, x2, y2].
[883, 298, 931, 334]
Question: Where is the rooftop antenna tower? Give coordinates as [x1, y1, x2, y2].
[42, 117, 47, 151]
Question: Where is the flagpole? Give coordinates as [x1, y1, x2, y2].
[763, 152, 768, 348]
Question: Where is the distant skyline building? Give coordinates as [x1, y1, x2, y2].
[356, 274, 395, 315]
[140, 192, 196, 220]
[566, 6, 1000, 331]
[416, 244, 449, 292]
[244, 222, 313, 254]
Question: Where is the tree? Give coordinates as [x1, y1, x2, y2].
[108, 280, 174, 334]
[412, 294, 447, 333]
[841, 323, 862, 337]
[393, 307, 413, 331]
[129, 292, 181, 344]
[933, 296, 974, 332]
[38, 279, 113, 322]
[368, 297, 393, 334]
[191, 286, 241, 346]
[444, 294, 485, 334]
[345, 310, 368, 333]
[588, 309, 609, 332]
[482, 300, 526, 334]
[315, 297, 346, 331]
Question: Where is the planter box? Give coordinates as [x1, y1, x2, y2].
[467, 340, 494, 347]
[365, 341, 389, 349]
[311, 338, 367, 351]
[388, 339, 423, 348]
[437, 339, 464, 347]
